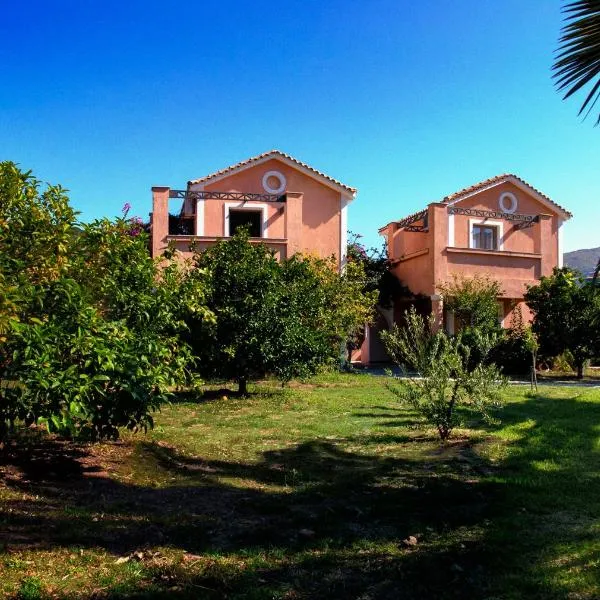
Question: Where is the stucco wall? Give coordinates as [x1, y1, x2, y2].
[390, 227, 429, 259]
[445, 251, 540, 298]
[165, 237, 288, 262]
[449, 181, 557, 256]
[385, 179, 566, 328]
[391, 251, 432, 297]
[189, 158, 342, 262]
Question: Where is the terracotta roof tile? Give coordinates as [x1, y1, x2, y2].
[387, 173, 572, 229]
[188, 150, 357, 195]
[441, 173, 572, 217]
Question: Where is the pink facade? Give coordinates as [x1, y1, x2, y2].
[150, 151, 355, 269]
[383, 175, 571, 331]
[355, 175, 572, 364]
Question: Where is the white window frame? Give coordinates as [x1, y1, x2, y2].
[224, 202, 269, 238]
[446, 309, 455, 335]
[469, 218, 503, 251]
[194, 184, 205, 236]
[497, 301, 505, 328]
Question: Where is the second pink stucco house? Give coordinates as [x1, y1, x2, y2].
[150, 155, 573, 366]
[357, 174, 572, 363]
[150, 150, 356, 269]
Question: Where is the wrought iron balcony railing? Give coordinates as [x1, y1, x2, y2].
[169, 189, 286, 205]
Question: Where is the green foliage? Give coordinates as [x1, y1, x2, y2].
[552, 351, 576, 373]
[488, 304, 535, 376]
[525, 267, 600, 378]
[0, 163, 201, 440]
[439, 274, 503, 371]
[553, 0, 600, 125]
[439, 274, 503, 334]
[17, 576, 44, 600]
[0, 162, 76, 287]
[347, 231, 412, 308]
[187, 231, 376, 393]
[382, 307, 506, 440]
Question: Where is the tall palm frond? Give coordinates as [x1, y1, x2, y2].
[553, 0, 600, 124]
[593, 256, 600, 283]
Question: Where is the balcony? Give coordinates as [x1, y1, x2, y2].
[163, 189, 289, 260]
[165, 235, 288, 261]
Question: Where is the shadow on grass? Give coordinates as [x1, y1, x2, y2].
[2, 391, 600, 598]
[169, 385, 286, 405]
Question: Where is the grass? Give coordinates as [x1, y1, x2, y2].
[537, 367, 600, 382]
[1, 372, 599, 599]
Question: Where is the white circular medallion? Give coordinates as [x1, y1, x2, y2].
[499, 192, 518, 214]
[262, 170, 286, 194]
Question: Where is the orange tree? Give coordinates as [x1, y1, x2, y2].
[0, 163, 205, 440]
[525, 267, 600, 378]
[185, 232, 376, 394]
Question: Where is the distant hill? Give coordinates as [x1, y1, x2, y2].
[564, 247, 599, 277]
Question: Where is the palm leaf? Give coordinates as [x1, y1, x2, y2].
[553, 0, 600, 124]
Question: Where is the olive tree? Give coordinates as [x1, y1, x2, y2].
[382, 308, 506, 441]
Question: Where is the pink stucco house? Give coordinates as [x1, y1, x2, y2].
[358, 174, 572, 364]
[150, 150, 356, 269]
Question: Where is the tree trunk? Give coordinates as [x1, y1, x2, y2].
[238, 377, 248, 396]
[531, 350, 538, 391]
[576, 361, 584, 379]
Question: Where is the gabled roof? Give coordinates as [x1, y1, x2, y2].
[187, 150, 357, 198]
[381, 173, 572, 231]
[442, 173, 572, 218]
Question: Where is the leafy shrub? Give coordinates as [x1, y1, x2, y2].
[439, 274, 503, 335]
[0, 163, 202, 441]
[488, 335, 531, 376]
[525, 267, 600, 378]
[17, 576, 44, 600]
[186, 231, 376, 394]
[487, 305, 532, 376]
[439, 274, 504, 370]
[552, 351, 575, 373]
[382, 308, 506, 440]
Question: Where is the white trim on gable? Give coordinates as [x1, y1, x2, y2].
[447, 176, 570, 220]
[191, 153, 356, 201]
[340, 194, 348, 271]
[558, 218, 564, 268]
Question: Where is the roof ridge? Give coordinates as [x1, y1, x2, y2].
[386, 173, 572, 229]
[441, 173, 572, 217]
[188, 150, 357, 194]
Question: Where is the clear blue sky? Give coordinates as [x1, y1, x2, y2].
[1, 1, 598, 252]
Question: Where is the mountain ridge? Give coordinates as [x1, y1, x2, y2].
[564, 246, 599, 277]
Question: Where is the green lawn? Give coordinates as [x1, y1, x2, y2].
[1, 374, 599, 599]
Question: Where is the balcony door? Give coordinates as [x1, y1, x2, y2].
[229, 209, 262, 238]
